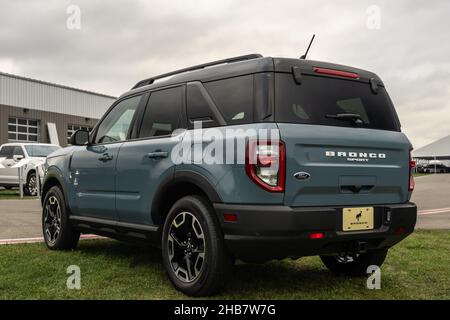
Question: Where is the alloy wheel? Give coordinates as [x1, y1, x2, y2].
[44, 196, 62, 245]
[167, 211, 206, 283]
[28, 174, 37, 196]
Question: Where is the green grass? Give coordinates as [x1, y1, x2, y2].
[0, 230, 448, 300]
[413, 172, 430, 178]
[0, 188, 37, 200]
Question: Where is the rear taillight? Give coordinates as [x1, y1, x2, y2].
[245, 140, 286, 192]
[409, 149, 415, 192]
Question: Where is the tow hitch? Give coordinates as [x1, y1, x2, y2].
[357, 241, 368, 254]
[341, 241, 368, 255]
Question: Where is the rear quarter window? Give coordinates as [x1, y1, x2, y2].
[203, 75, 254, 125]
[275, 73, 400, 131]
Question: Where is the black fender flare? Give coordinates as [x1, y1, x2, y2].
[41, 167, 67, 205]
[150, 170, 222, 225]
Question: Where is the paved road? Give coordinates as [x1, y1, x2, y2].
[0, 198, 42, 239]
[411, 174, 450, 229]
[0, 174, 449, 240]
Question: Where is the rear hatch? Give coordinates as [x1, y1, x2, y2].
[274, 66, 411, 207]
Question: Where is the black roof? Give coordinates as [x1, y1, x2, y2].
[121, 54, 382, 98]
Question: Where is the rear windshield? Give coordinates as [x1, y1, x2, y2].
[275, 73, 400, 131]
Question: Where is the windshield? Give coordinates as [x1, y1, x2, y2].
[275, 73, 400, 131]
[25, 145, 60, 157]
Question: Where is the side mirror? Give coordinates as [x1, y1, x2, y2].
[13, 155, 24, 162]
[70, 129, 90, 146]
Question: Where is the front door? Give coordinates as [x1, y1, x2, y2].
[69, 94, 143, 220]
[0, 145, 25, 185]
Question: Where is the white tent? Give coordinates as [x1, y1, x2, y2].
[413, 135, 450, 160]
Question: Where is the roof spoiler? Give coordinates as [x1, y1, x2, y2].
[131, 53, 263, 90]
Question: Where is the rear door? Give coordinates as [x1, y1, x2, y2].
[275, 72, 411, 207]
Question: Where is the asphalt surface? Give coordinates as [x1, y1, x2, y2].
[0, 174, 449, 240]
[0, 198, 42, 239]
[411, 174, 450, 230]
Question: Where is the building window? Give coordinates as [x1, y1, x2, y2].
[8, 117, 39, 142]
[67, 124, 92, 144]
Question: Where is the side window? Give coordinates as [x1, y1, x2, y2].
[13, 146, 25, 157]
[139, 86, 183, 138]
[204, 75, 254, 125]
[186, 83, 221, 128]
[95, 95, 142, 144]
[0, 146, 14, 159]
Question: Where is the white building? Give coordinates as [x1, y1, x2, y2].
[0, 71, 116, 146]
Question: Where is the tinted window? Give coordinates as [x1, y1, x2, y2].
[95, 95, 142, 144]
[139, 87, 183, 138]
[275, 74, 400, 131]
[204, 75, 253, 125]
[0, 146, 14, 159]
[187, 83, 221, 128]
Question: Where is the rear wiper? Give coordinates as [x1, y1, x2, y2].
[325, 113, 364, 125]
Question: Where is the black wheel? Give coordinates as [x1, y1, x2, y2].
[24, 171, 37, 196]
[42, 186, 80, 250]
[162, 195, 233, 296]
[320, 249, 388, 276]
[4, 186, 13, 190]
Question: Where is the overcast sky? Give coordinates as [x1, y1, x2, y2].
[0, 0, 449, 148]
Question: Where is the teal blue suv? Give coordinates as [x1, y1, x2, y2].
[41, 54, 417, 296]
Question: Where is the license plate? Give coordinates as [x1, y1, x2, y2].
[342, 207, 374, 231]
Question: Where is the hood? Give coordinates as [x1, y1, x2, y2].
[46, 146, 78, 159]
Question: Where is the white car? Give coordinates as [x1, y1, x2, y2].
[0, 143, 61, 195]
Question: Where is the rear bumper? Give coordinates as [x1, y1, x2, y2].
[213, 202, 417, 262]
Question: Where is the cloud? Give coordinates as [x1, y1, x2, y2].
[0, 0, 449, 148]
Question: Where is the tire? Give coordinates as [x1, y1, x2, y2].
[4, 186, 13, 190]
[161, 195, 234, 296]
[24, 171, 37, 196]
[42, 186, 80, 250]
[320, 249, 388, 276]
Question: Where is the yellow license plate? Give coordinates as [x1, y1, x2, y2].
[342, 207, 374, 231]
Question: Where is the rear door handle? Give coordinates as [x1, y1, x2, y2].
[98, 153, 113, 162]
[147, 151, 168, 159]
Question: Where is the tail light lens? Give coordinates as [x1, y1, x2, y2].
[409, 149, 415, 192]
[245, 140, 286, 192]
[313, 67, 359, 79]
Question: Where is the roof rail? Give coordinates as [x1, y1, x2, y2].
[131, 53, 263, 89]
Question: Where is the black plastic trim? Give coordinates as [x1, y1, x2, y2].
[150, 170, 222, 225]
[214, 202, 417, 262]
[70, 215, 160, 243]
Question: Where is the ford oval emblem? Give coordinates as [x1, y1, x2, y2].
[294, 172, 311, 180]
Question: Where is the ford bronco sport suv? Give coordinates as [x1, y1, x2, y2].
[41, 54, 417, 296]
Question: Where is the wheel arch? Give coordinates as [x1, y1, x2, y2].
[151, 170, 222, 226]
[26, 168, 36, 180]
[41, 168, 66, 206]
